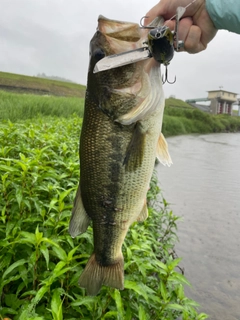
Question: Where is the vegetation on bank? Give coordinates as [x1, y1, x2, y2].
[0, 117, 208, 319]
[1, 89, 240, 138]
[0, 91, 84, 121]
[163, 106, 240, 137]
[0, 71, 85, 98]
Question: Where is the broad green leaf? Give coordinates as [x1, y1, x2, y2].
[52, 246, 68, 262]
[32, 285, 49, 307]
[0, 306, 18, 315]
[58, 188, 74, 204]
[167, 257, 182, 271]
[0, 253, 11, 270]
[70, 296, 96, 310]
[2, 259, 27, 280]
[40, 244, 49, 269]
[124, 280, 148, 301]
[138, 305, 148, 320]
[155, 261, 168, 272]
[35, 226, 43, 245]
[16, 188, 23, 207]
[41, 237, 60, 248]
[103, 311, 118, 319]
[168, 272, 191, 286]
[114, 289, 124, 319]
[19, 231, 36, 245]
[51, 288, 64, 320]
[4, 294, 22, 309]
[166, 303, 185, 311]
[67, 246, 79, 262]
[177, 284, 185, 300]
[160, 281, 168, 302]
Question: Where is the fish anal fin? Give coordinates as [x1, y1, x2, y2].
[69, 185, 90, 238]
[79, 253, 124, 296]
[123, 122, 145, 171]
[156, 133, 173, 167]
[137, 200, 148, 222]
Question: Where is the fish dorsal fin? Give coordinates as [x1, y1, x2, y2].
[69, 185, 90, 238]
[156, 133, 172, 167]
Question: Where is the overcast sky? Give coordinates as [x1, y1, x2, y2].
[1, 0, 240, 101]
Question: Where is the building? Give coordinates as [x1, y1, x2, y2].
[208, 90, 238, 115]
[186, 90, 238, 115]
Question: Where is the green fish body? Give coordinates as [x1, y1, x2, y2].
[69, 15, 172, 295]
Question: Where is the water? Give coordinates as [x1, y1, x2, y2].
[156, 133, 240, 320]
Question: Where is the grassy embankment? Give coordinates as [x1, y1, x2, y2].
[0, 71, 85, 97]
[0, 71, 240, 135]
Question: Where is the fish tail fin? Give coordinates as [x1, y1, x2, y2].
[79, 253, 124, 295]
[69, 185, 90, 238]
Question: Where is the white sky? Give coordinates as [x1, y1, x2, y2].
[1, 0, 240, 101]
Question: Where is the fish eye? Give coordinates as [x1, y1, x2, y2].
[93, 48, 105, 61]
[155, 32, 161, 38]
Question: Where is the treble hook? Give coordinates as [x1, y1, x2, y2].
[139, 16, 155, 29]
[162, 66, 176, 84]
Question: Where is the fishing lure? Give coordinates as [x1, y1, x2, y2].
[146, 25, 176, 83]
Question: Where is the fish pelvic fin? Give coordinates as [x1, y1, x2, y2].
[69, 185, 90, 238]
[137, 200, 148, 222]
[156, 133, 173, 167]
[79, 253, 124, 296]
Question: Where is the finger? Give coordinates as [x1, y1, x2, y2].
[178, 18, 193, 41]
[184, 25, 206, 53]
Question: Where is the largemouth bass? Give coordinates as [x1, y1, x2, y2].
[69, 15, 172, 296]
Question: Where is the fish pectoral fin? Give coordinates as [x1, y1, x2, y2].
[137, 200, 148, 222]
[69, 185, 90, 238]
[123, 122, 145, 171]
[156, 133, 173, 167]
[79, 253, 124, 296]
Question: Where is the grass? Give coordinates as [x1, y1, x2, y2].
[0, 71, 86, 98]
[0, 90, 85, 121]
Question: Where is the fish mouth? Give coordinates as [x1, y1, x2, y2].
[97, 15, 142, 42]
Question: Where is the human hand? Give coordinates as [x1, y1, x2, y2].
[145, 0, 217, 53]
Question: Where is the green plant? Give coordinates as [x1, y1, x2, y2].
[163, 106, 240, 137]
[0, 117, 208, 319]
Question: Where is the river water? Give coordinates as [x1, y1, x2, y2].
[156, 133, 240, 320]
